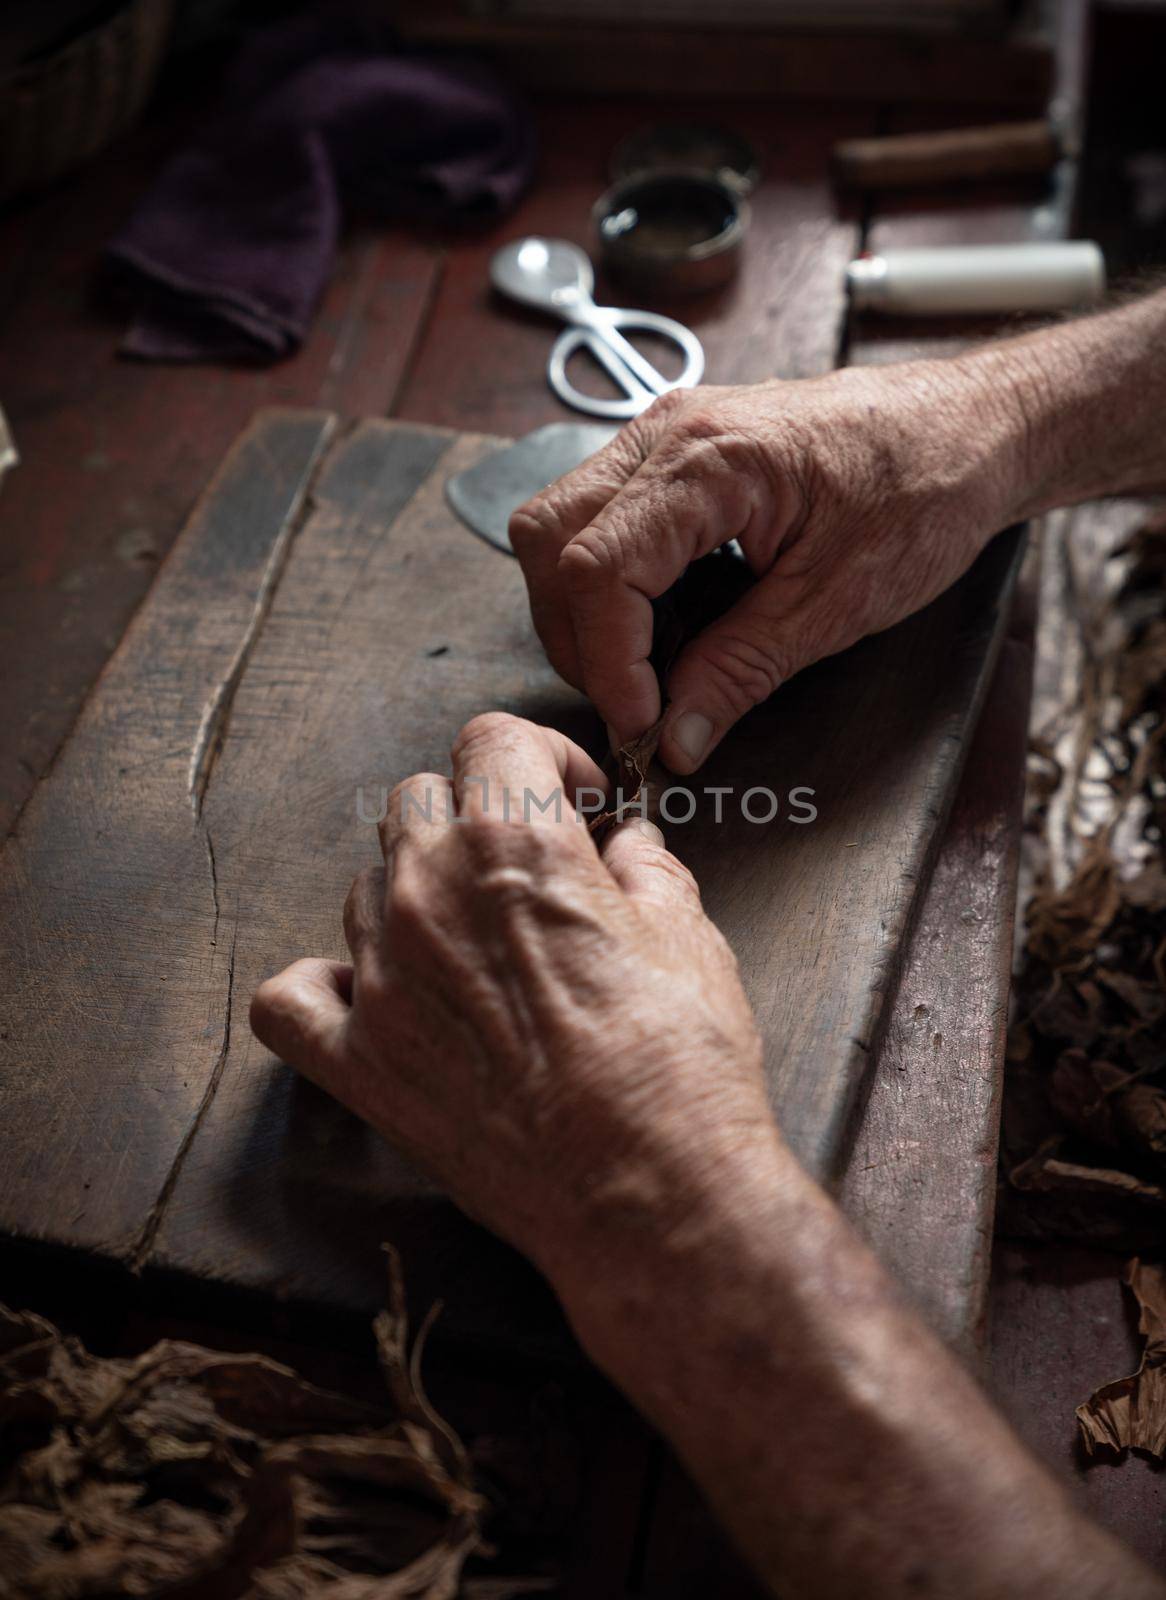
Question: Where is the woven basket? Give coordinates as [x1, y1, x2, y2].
[0, 0, 174, 205]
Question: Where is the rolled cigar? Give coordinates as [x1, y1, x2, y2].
[834, 120, 1061, 190]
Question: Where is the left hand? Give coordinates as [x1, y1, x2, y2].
[508, 366, 1022, 772]
[249, 713, 773, 1288]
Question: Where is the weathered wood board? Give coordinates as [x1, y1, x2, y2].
[0, 406, 1021, 1360]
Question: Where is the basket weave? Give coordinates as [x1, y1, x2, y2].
[0, 0, 174, 205]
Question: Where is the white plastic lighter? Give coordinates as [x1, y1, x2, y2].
[847, 241, 1106, 316]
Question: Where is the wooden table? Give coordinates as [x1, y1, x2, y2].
[0, 80, 1055, 1595]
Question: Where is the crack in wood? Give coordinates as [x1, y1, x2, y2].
[188, 421, 341, 821]
[125, 922, 238, 1273]
[128, 417, 343, 1271]
[202, 826, 220, 944]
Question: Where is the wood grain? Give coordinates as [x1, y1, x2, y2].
[0, 409, 335, 1252]
[839, 630, 1031, 1359]
[0, 410, 1021, 1361]
[0, 110, 439, 839]
[393, 2, 1054, 106]
[989, 1242, 1166, 1571]
[834, 79, 1076, 1358]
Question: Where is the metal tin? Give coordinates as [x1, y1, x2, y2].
[593, 170, 749, 295]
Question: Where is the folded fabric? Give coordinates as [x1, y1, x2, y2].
[107, 18, 535, 361]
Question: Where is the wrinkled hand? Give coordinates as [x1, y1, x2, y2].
[510, 362, 1022, 772]
[250, 713, 771, 1286]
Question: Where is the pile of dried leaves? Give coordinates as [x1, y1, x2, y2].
[1002, 509, 1166, 1457]
[0, 1263, 548, 1600]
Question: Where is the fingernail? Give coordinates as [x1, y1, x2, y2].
[624, 818, 665, 846]
[670, 711, 713, 766]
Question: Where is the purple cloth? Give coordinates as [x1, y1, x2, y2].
[108, 23, 535, 362]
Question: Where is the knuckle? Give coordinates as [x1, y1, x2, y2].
[696, 632, 788, 715]
[620, 839, 699, 901]
[641, 386, 689, 429]
[383, 772, 444, 837]
[387, 855, 432, 940]
[251, 964, 306, 1030]
[668, 401, 721, 445]
[558, 528, 619, 593]
[250, 975, 282, 1027]
[452, 710, 522, 767]
[508, 494, 563, 559]
[661, 418, 768, 500]
[462, 813, 568, 874]
[352, 863, 381, 897]
[657, 854, 700, 899]
[343, 866, 380, 932]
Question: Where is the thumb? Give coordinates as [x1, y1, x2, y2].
[658, 581, 809, 774]
[601, 817, 703, 912]
[250, 957, 352, 1087]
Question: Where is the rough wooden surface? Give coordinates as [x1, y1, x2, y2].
[0, 97, 861, 843]
[0, 80, 1037, 1368]
[833, 51, 1083, 1349]
[0, 153, 437, 838]
[393, 1, 1055, 106]
[0, 44, 1116, 1586]
[990, 1243, 1166, 1571]
[0, 406, 1020, 1361]
[0, 409, 336, 1252]
[839, 629, 1032, 1360]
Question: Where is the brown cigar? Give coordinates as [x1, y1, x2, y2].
[834, 120, 1062, 191]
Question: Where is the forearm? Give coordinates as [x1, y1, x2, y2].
[956, 284, 1166, 518]
[549, 1134, 1163, 1600]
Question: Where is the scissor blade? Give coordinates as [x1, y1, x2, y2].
[445, 422, 620, 554]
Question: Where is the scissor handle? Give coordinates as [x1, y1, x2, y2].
[595, 306, 705, 392]
[548, 310, 705, 420]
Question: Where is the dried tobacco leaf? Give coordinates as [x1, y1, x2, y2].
[1008, 1152, 1166, 1208]
[0, 1279, 546, 1600]
[1004, 510, 1166, 1248]
[1024, 842, 1121, 971]
[1077, 1259, 1166, 1460]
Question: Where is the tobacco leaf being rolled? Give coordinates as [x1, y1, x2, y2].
[588, 545, 753, 842]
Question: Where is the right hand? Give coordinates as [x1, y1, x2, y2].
[510, 361, 1022, 772]
[250, 713, 773, 1289]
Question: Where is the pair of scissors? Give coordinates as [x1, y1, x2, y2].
[490, 237, 705, 421]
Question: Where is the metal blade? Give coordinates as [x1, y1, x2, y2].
[445, 422, 619, 554]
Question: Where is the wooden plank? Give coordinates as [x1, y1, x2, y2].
[839, 627, 1032, 1359]
[0, 409, 336, 1253]
[834, 54, 1084, 1350]
[144, 421, 599, 1361]
[394, 2, 1054, 106]
[0, 106, 440, 839]
[989, 1242, 1166, 1572]
[0, 408, 1021, 1360]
